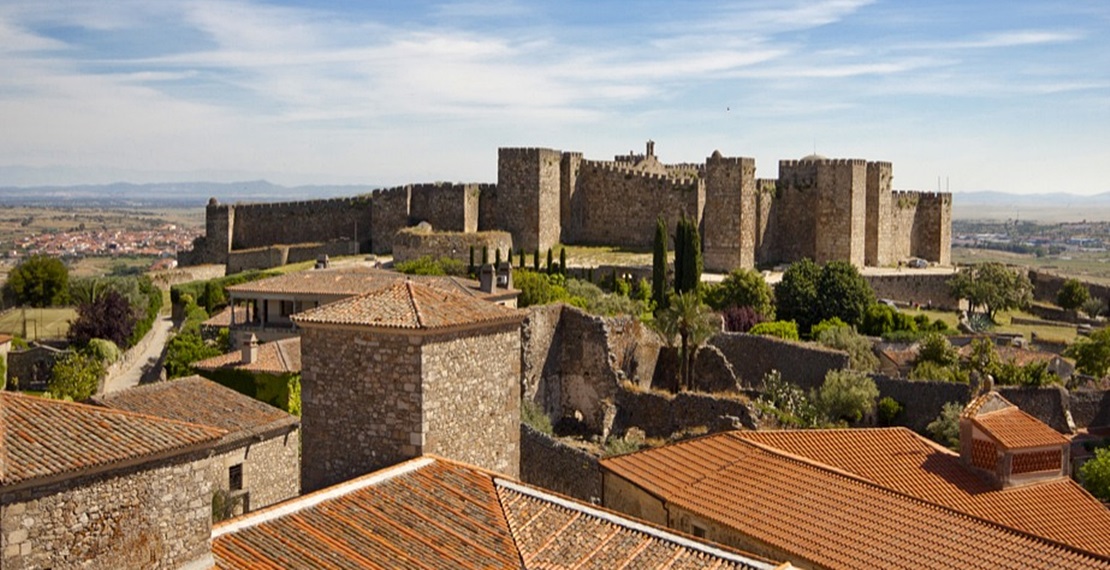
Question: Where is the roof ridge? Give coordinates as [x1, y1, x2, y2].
[725, 436, 1110, 563]
[405, 280, 426, 328]
[15, 390, 228, 438]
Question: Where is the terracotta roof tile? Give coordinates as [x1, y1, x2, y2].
[91, 376, 297, 444]
[0, 333, 12, 345]
[226, 266, 514, 302]
[193, 337, 301, 375]
[602, 431, 1110, 569]
[203, 305, 248, 328]
[972, 406, 1071, 450]
[212, 457, 781, 569]
[291, 280, 523, 330]
[1, 391, 225, 487]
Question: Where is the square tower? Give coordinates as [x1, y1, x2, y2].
[497, 147, 563, 253]
[703, 151, 757, 272]
[294, 280, 524, 492]
[814, 159, 868, 266]
[866, 162, 893, 266]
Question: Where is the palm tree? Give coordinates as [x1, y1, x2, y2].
[650, 291, 718, 392]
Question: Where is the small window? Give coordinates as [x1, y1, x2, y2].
[691, 523, 707, 538]
[229, 464, 243, 491]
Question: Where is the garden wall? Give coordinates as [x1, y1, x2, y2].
[519, 424, 602, 504]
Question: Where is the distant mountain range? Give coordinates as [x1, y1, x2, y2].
[2, 182, 1109, 222]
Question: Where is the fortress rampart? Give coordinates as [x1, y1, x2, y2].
[181, 141, 953, 273]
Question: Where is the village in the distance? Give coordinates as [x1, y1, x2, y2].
[2, 141, 1110, 570]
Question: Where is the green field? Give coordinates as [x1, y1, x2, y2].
[0, 307, 76, 340]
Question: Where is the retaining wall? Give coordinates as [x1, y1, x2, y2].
[519, 424, 602, 504]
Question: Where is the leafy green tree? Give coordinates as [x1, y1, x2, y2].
[860, 303, 918, 337]
[1080, 447, 1110, 501]
[673, 215, 702, 295]
[774, 258, 821, 334]
[749, 320, 800, 341]
[757, 370, 821, 428]
[1058, 278, 1090, 312]
[965, 337, 1001, 378]
[916, 332, 960, 367]
[815, 324, 879, 372]
[877, 397, 903, 426]
[815, 261, 875, 328]
[48, 351, 105, 401]
[947, 262, 1032, 321]
[909, 360, 970, 383]
[559, 248, 568, 276]
[927, 402, 964, 449]
[650, 290, 717, 392]
[704, 268, 774, 318]
[68, 290, 137, 348]
[812, 369, 879, 424]
[652, 217, 669, 312]
[5, 254, 69, 307]
[1066, 327, 1110, 378]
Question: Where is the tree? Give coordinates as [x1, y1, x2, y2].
[815, 261, 875, 328]
[774, 259, 821, 334]
[673, 215, 702, 295]
[916, 332, 959, 367]
[533, 249, 540, 272]
[559, 248, 568, 276]
[1058, 278, 1090, 312]
[1066, 327, 1110, 378]
[469, 246, 476, 276]
[546, 248, 554, 275]
[927, 402, 963, 449]
[704, 268, 774, 318]
[812, 369, 879, 424]
[68, 290, 137, 348]
[5, 254, 69, 307]
[652, 217, 670, 312]
[1080, 447, 1110, 501]
[650, 290, 717, 392]
[749, 321, 800, 340]
[815, 324, 879, 372]
[860, 303, 918, 337]
[947, 263, 1032, 321]
[48, 351, 105, 401]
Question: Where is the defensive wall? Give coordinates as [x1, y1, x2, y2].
[520, 424, 602, 504]
[709, 333, 851, 392]
[1029, 270, 1110, 305]
[392, 226, 512, 265]
[226, 241, 357, 273]
[865, 272, 961, 310]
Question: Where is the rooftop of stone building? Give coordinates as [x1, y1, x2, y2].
[90, 376, 297, 447]
[225, 265, 516, 303]
[291, 279, 524, 331]
[212, 455, 785, 570]
[1, 391, 225, 489]
[192, 337, 301, 375]
[602, 426, 1110, 568]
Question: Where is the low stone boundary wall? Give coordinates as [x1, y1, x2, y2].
[1070, 390, 1110, 429]
[710, 333, 849, 390]
[866, 273, 960, 310]
[100, 315, 166, 393]
[392, 227, 512, 265]
[520, 424, 601, 504]
[613, 388, 757, 439]
[226, 241, 356, 273]
[873, 375, 970, 433]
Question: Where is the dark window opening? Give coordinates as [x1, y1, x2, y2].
[229, 464, 243, 491]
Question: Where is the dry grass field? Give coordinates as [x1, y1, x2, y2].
[0, 307, 77, 340]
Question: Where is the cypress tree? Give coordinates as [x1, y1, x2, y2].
[546, 248, 554, 275]
[652, 216, 669, 310]
[469, 246, 476, 276]
[686, 218, 702, 293]
[533, 249, 540, 272]
[495, 248, 502, 267]
[674, 215, 687, 294]
[482, 246, 489, 266]
[588, 267, 594, 283]
[559, 248, 567, 276]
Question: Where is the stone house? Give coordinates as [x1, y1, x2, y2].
[600, 397, 1110, 569]
[193, 335, 302, 414]
[292, 279, 525, 492]
[90, 375, 301, 515]
[5, 342, 69, 391]
[1, 392, 224, 570]
[211, 455, 790, 569]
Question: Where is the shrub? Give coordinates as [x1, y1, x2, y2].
[860, 303, 917, 337]
[721, 306, 765, 333]
[927, 402, 963, 449]
[877, 397, 903, 426]
[810, 317, 849, 339]
[757, 370, 821, 428]
[1066, 327, 1110, 378]
[749, 321, 799, 341]
[916, 332, 959, 367]
[514, 270, 569, 308]
[394, 255, 467, 277]
[565, 279, 645, 317]
[47, 352, 105, 401]
[1080, 447, 1110, 501]
[84, 338, 122, 365]
[1058, 278, 1091, 311]
[1083, 297, 1106, 319]
[815, 325, 879, 372]
[704, 268, 774, 318]
[812, 369, 879, 424]
[909, 360, 969, 383]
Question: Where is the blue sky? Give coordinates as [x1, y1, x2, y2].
[0, 1, 1107, 194]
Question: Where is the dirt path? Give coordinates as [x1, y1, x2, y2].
[102, 313, 174, 393]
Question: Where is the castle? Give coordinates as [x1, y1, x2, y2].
[180, 142, 951, 271]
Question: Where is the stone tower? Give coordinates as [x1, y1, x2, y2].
[866, 162, 893, 267]
[293, 280, 525, 493]
[703, 151, 757, 271]
[497, 147, 563, 253]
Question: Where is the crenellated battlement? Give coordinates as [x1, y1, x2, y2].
[580, 159, 699, 185]
[230, 195, 372, 210]
[780, 158, 868, 167]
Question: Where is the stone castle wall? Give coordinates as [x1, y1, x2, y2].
[392, 227, 513, 265]
[866, 162, 893, 266]
[496, 148, 562, 253]
[703, 154, 756, 271]
[230, 196, 373, 254]
[865, 273, 961, 309]
[1, 450, 214, 570]
[226, 241, 357, 273]
[710, 333, 850, 391]
[913, 192, 953, 265]
[207, 429, 301, 513]
[569, 160, 704, 248]
[767, 162, 820, 263]
[408, 182, 486, 233]
[814, 160, 867, 265]
[520, 424, 602, 503]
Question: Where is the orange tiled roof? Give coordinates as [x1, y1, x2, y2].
[193, 337, 301, 375]
[291, 280, 523, 330]
[1, 392, 225, 488]
[735, 428, 1110, 557]
[602, 431, 1110, 569]
[212, 456, 781, 569]
[226, 266, 514, 301]
[972, 406, 1071, 450]
[202, 305, 248, 328]
[0, 333, 12, 345]
[91, 376, 296, 445]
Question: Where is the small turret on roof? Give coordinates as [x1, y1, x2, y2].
[959, 391, 1071, 489]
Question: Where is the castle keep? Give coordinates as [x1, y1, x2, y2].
[181, 142, 951, 271]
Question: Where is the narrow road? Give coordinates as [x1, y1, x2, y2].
[102, 313, 174, 393]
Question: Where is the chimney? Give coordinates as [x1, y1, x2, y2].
[241, 333, 259, 364]
[496, 261, 513, 290]
[479, 263, 495, 293]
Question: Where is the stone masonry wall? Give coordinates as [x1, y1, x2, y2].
[613, 388, 757, 439]
[768, 161, 819, 263]
[889, 191, 920, 261]
[560, 152, 582, 242]
[703, 154, 757, 271]
[1, 451, 214, 570]
[570, 160, 704, 249]
[225, 241, 357, 273]
[866, 162, 893, 266]
[497, 148, 562, 253]
[230, 196, 373, 254]
[1071, 389, 1110, 429]
[408, 183, 484, 233]
[299, 327, 423, 492]
[815, 160, 867, 266]
[710, 333, 850, 391]
[370, 185, 411, 254]
[1029, 270, 1110, 306]
[873, 375, 970, 433]
[422, 324, 522, 478]
[866, 273, 961, 310]
[392, 227, 513, 265]
[207, 429, 300, 512]
[914, 192, 953, 265]
[520, 424, 602, 504]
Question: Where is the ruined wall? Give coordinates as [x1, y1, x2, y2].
[613, 388, 756, 440]
[422, 324, 522, 478]
[866, 162, 893, 266]
[1, 451, 214, 570]
[497, 148, 562, 253]
[1029, 271, 1110, 306]
[392, 227, 513, 265]
[520, 424, 601, 503]
[703, 153, 757, 271]
[230, 196, 372, 255]
[709, 333, 850, 391]
[408, 183, 485, 233]
[865, 273, 961, 310]
[370, 185, 411, 254]
[1071, 390, 1110, 428]
[6, 345, 69, 391]
[873, 375, 970, 433]
[913, 192, 953, 265]
[570, 161, 704, 248]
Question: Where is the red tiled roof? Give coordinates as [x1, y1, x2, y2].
[226, 266, 514, 302]
[602, 431, 1110, 569]
[193, 337, 301, 375]
[292, 280, 523, 330]
[0, 333, 12, 345]
[203, 305, 248, 328]
[735, 428, 1110, 557]
[1, 392, 225, 488]
[972, 406, 1071, 450]
[212, 456, 781, 570]
[91, 376, 296, 445]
